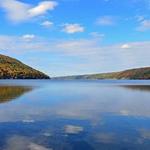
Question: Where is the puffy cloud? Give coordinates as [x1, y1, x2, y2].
[0, 0, 58, 23]
[22, 34, 36, 41]
[28, 1, 58, 17]
[121, 44, 131, 49]
[64, 125, 83, 134]
[96, 16, 115, 26]
[0, 0, 30, 22]
[41, 21, 54, 28]
[62, 23, 85, 34]
[120, 110, 130, 116]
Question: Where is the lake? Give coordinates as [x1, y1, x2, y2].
[0, 80, 150, 150]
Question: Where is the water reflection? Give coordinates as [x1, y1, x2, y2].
[0, 86, 32, 104]
[122, 85, 150, 92]
[0, 80, 149, 149]
[65, 125, 84, 134]
[4, 135, 53, 150]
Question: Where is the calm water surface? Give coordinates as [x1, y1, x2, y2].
[0, 80, 150, 150]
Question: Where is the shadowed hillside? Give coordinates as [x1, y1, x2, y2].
[0, 54, 50, 79]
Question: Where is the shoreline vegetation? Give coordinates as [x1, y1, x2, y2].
[0, 54, 50, 79]
[53, 67, 150, 80]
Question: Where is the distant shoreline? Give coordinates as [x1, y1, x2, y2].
[53, 67, 150, 80]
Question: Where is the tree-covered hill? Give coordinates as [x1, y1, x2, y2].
[54, 67, 150, 80]
[0, 54, 50, 79]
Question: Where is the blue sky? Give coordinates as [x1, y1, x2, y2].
[0, 0, 150, 76]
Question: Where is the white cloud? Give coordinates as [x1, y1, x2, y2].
[120, 110, 129, 116]
[96, 16, 115, 26]
[0, 0, 58, 23]
[121, 44, 131, 49]
[41, 21, 54, 28]
[137, 19, 150, 31]
[65, 125, 83, 134]
[0, 0, 30, 22]
[22, 34, 36, 41]
[29, 143, 52, 150]
[62, 23, 84, 34]
[0, 35, 150, 75]
[4, 135, 52, 150]
[28, 1, 58, 17]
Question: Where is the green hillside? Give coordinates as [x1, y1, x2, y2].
[0, 54, 50, 79]
[54, 67, 150, 80]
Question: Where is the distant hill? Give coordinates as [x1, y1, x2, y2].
[0, 54, 50, 79]
[54, 67, 150, 80]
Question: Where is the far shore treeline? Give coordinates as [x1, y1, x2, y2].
[54, 67, 150, 80]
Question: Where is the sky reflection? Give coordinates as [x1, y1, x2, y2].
[0, 80, 150, 149]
